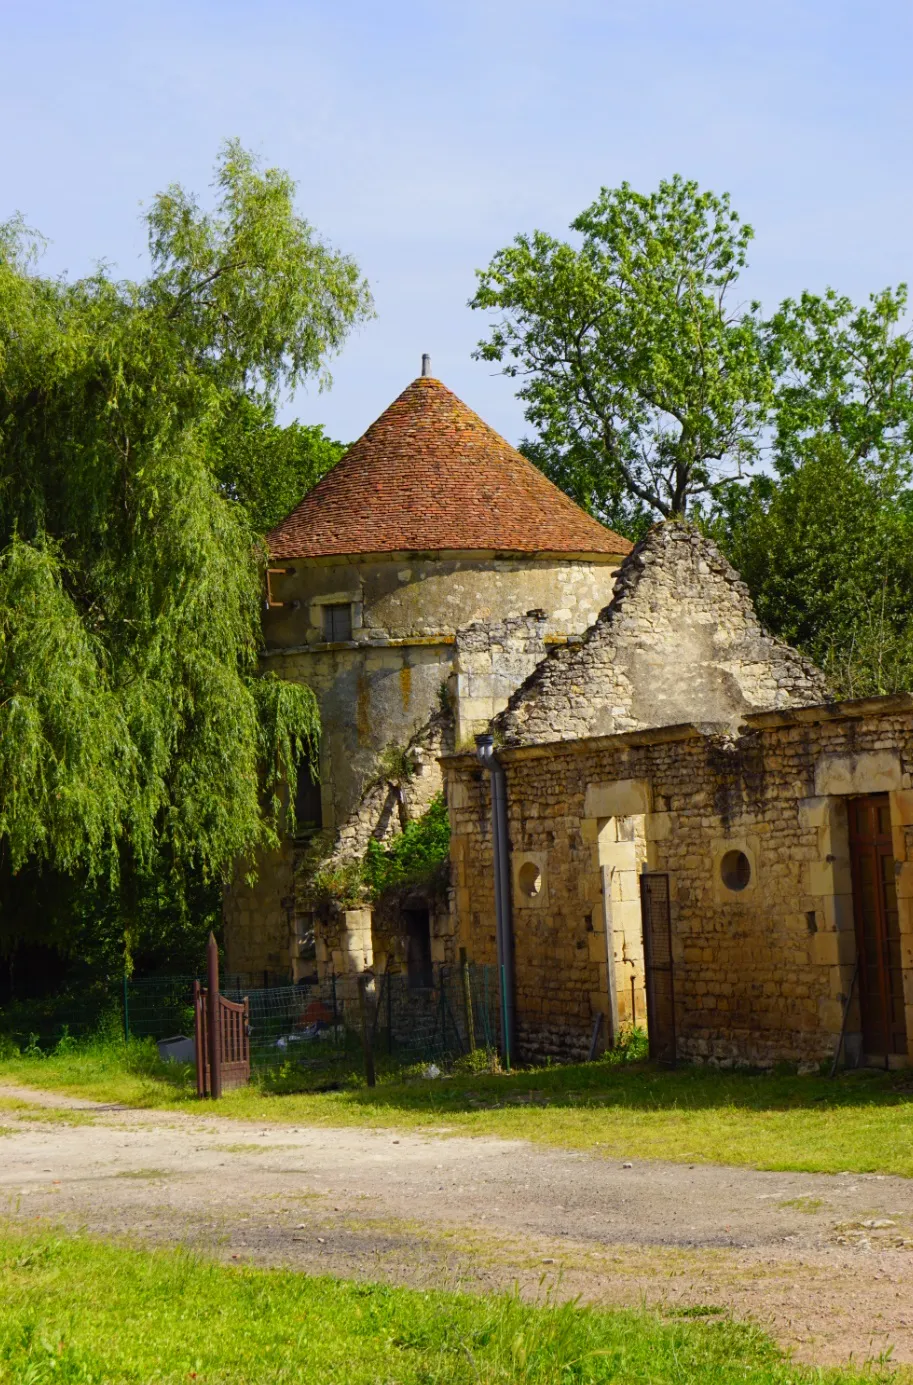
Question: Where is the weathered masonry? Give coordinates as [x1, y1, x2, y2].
[223, 362, 630, 983]
[444, 695, 913, 1069]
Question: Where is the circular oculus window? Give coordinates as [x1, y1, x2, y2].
[720, 849, 751, 892]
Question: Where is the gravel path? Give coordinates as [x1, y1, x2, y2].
[2, 1083, 912, 1366]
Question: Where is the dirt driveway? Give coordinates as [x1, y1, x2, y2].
[2, 1083, 912, 1367]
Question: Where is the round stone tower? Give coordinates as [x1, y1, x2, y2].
[224, 364, 631, 981]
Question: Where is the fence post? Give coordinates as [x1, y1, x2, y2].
[386, 967, 393, 1056]
[438, 967, 447, 1052]
[193, 980, 206, 1098]
[357, 974, 377, 1088]
[122, 972, 130, 1043]
[459, 949, 476, 1053]
[206, 931, 222, 1100]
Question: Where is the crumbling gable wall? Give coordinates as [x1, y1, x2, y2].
[495, 523, 828, 747]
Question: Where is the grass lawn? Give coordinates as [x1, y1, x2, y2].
[0, 1227, 896, 1384]
[1, 1036, 912, 1178]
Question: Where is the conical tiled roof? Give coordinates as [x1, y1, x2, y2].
[267, 375, 632, 560]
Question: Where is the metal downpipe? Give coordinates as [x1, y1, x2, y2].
[476, 735, 516, 1067]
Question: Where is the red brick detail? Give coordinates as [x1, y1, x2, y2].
[267, 377, 632, 560]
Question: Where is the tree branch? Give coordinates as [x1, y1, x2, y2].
[166, 261, 248, 319]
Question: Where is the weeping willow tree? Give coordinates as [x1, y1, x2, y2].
[0, 143, 373, 987]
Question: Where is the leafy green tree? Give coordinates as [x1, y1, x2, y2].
[770, 285, 913, 479]
[518, 436, 654, 541]
[472, 176, 773, 519]
[710, 441, 913, 696]
[707, 282, 913, 697]
[0, 142, 373, 974]
[215, 399, 346, 534]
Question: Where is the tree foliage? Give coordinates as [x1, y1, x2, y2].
[476, 174, 913, 695]
[472, 176, 772, 518]
[363, 795, 450, 900]
[706, 283, 913, 697]
[517, 436, 654, 541]
[710, 442, 913, 697]
[214, 398, 346, 534]
[0, 143, 372, 963]
[770, 285, 913, 479]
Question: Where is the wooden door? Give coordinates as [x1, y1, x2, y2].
[640, 872, 676, 1064]
[847, 794, 906, 1059]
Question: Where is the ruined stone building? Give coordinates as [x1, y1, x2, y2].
[226, 367, 913, 1073]
[223, 361, 630, 983]
[445, 525, 913, 1070]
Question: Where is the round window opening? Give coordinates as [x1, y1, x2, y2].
[518, 861, 543, 898]
[720, 849, 751, 892]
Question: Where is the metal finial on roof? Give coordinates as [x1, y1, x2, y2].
[421, 353, 431, 377]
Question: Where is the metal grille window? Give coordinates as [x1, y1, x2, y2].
[323, 603, 352, 642]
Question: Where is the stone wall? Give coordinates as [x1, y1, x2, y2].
[263, 551, 620, 831]
[495, 524, 828, 747]
[226, 547, 619, 979]
[222, 840, 294, 985]
[452, 615, 560, 747]
[444, 695, 913, 1067]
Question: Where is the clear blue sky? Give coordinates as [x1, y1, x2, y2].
[2, 0, 911, 445]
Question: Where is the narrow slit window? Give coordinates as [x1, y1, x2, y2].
[293, 762, 322, 837]
[323, 603, 352, 642]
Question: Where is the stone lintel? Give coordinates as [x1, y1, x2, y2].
[815, 750, 903, 797]
[585, 778, 652, 820]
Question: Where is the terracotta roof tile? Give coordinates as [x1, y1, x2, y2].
[267, 375, 632, 560]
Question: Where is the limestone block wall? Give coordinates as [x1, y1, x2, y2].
[265, 551, 619, 649]
[496, 523, 828, 747]
[444, 695, 913, 1067]
[597, 811, 649, 1030]
[262, 550, 620, 832]
[225, 548, 620, 980]
[452, 616, 560, 746]
[370, 896, 455, 978]
[222, 840, 294, 985]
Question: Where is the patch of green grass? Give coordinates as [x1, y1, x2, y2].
[209, 1141, 297, 1154]
[670, 1304, 726, 1318]
[779, 1198, 825, 1214]
[0, 1227, 892, 1384]
[7, 1108, 98, 1126]
[113, 1168, 170, 1180]
[2, 1035, 913, 1179]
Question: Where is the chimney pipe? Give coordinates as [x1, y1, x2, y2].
[421, 353, 431, 377]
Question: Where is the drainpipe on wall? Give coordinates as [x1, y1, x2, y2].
[475, 734, 516, 1068]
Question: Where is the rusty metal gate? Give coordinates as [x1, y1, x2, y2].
[640, 871, 676, 1064]
[193, 933, 250, 1097]
[193, 982, 250, 1096]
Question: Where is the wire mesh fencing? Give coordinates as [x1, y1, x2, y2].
[124, 963, 499, 1083]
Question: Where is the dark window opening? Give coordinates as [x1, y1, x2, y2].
[405, 908, 433, 989]
[293, 762, 323, 837]
[323, 603, 352, 642]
